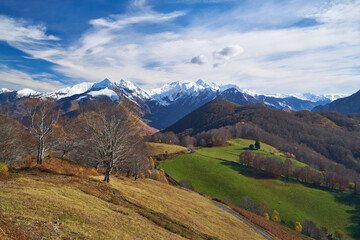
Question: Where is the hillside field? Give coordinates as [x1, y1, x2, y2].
[196, 139, 308, 168]
[0, 158, 269, 240]
[161, 139, 360, 239]
[145, 142, 188, 156]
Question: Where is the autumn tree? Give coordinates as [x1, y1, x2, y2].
[295, 222, 302, 232]
[271, 209, 281, 222]
[283, 158, 293, 179]
[302, 220, 319, 239]
[51, 116, 77, 159]
[76, 101, 146, 182]
[239, 150, 254, 167]
[23, 99, 58, 165]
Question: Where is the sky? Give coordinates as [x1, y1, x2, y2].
[0, 0, 359, 94]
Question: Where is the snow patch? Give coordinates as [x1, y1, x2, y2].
[88, 88, 119, 101]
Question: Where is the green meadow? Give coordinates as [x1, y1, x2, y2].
[161, 139, 360, 239]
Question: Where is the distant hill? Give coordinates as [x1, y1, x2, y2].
[313, 90, 360, 114]
[164, 99, 242, 135]
[164, 98, 360, 173]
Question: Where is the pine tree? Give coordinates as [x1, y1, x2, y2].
[255, 139, 261, 149]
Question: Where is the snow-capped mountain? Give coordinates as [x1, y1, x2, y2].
[262, 92, 349, 103]
[0, 78, 350, 129]
[0, 88, 13, 94]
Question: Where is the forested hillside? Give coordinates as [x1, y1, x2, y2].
[155, 99, 360, 197]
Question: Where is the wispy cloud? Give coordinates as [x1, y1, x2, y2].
[1, 0, 359, 94]
[0, 65, 66, 91]
[0, 15, 58, 43]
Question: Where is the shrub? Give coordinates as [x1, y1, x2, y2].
[155, 171, 161, 181]
[271, 209, 281, 222]
[334, 229, 345, 240]
[295, 222, 302, 232]
[145, 170, 151, 178]
[0, 162, 9, 179]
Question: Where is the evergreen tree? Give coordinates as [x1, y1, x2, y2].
[255, 139, 261, 150]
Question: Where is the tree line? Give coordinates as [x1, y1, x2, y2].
[149, 121, 360, 193]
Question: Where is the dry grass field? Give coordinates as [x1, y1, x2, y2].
[0, 158, 268, 240]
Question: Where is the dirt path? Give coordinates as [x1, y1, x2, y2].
[213, 201, 273, 240]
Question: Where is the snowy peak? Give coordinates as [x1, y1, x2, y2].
[91, 78, 112, 91]
[264, 92, 348, 103]
[148, 80, 245, 105]
[45, 82, 95, 99]
[0, 88, 13, 94]
[17, 88, 39, 98]
[0, 78, 351, 109]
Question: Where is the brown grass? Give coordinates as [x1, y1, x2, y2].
[222, 201, 311, 240]
[0, 164, 267, 240]
[14, 157, 98, 177]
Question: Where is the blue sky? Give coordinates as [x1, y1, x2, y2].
[0, 0, 359, 94]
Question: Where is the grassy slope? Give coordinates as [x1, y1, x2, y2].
[161, 141, 360, 239]
[146, 142, 188, 156]
[196, 139, 307, 168]
[0, 168, 266, 240]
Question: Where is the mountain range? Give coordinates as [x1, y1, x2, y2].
[0, 78, 352, 129]
[312, 90, 360, 115]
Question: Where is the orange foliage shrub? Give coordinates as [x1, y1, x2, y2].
[145, 170, 151, 178]
[295, 222, 302, 232]
[16, 157, 98, 177]
[155, 171, 161, 181]
[271, 210, 281, 223]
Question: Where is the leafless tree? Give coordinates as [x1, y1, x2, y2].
[77, 101, 145, 182]
[282, 158, 293, 179]
[0, 114, 34, 166]
[23, 99, 59, 165]
[51, 116, 77, 159]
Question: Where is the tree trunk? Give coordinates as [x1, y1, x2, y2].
[104, 167, 112, 183]
[37, 140, 45, 165]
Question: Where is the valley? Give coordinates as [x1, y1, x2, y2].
[161, 139, 360, 239]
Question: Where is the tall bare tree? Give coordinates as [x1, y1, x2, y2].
[77, 101, 146, 182]
[24, 99, 59, 165]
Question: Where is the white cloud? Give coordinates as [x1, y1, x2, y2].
[0, 15, 58, 43]
[190, 55, 207, 65]
[2, 0, 360, 94]
[0, 65, 66, 91]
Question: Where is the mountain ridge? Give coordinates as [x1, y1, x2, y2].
[0, 78, 353, 129]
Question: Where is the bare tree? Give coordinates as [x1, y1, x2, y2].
[23, 99, 59, 165]
[282, 158, 293, 179]
[51, 116, 76, 159]
[0, 114, 34, 166]
[77, 101, 145, 182]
